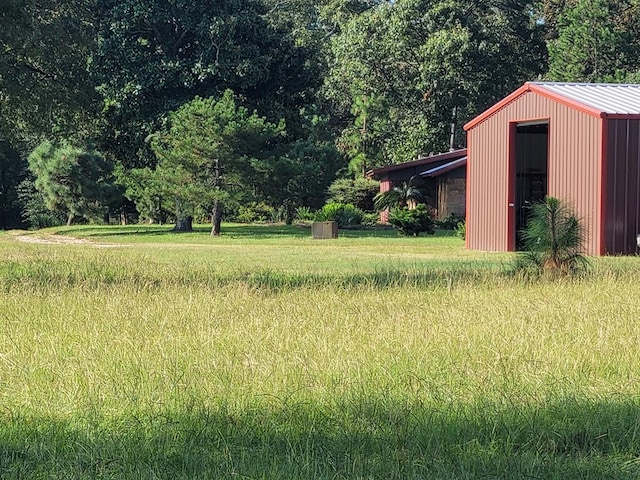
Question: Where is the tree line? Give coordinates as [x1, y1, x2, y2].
[0, 0, 638, 231]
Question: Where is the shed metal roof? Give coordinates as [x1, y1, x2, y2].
[465, 82, 640, 131]
[532, 82, 640, 115]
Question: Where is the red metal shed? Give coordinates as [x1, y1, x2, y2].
[464, 82, 640, 256]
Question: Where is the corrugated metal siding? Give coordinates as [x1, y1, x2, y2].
[605, 119, 640, 253]
[467, 90, 602, 254]
[467, 124, 510, 251]
[548, 107, 601, 255]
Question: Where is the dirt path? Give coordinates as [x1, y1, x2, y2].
[9, 232, 124, 248]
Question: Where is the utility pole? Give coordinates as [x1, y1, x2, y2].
[449, 105, 458, 151]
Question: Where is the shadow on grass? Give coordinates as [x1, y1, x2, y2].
[2, 396, 639, 479]
[0, 258, 504, 292]
[241, 264, 499, 291]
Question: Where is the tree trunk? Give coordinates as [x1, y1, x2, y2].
[174, 216, 193, 232]
[66, 213, 74, 226]
[173, 198, 192, 232]
[211, 201, 223, 236]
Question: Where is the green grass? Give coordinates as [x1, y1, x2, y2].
[2, 224, 640, 478]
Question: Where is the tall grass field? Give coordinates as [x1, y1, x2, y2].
[2, 224, 640, 479]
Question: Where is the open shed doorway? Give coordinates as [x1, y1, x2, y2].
[514, 122, 548, 248]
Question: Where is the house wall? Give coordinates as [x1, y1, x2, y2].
[467, 90, 602, 255]
[376, 168, 465, 223]
[604, 119, 640, 253]
[437, 168, 466, 219]
[379, 179, 391, 223]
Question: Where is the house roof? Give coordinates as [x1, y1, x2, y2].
[368, 148, 467, 178]
[464, 82, 640, 131]
[420, 157, 467, 178]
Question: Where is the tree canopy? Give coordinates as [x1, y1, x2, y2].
[547, 0, 640, 82]
[1, 0, 640, 229]
[325, 0, 547, 168]
[91, 0, 313, 167]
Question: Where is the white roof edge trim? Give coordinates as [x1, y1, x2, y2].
[419, 157, 467, 177]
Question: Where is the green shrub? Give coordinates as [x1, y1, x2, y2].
[315, 202, 363, 227]
[294, 206, 315, 222]
[235, 202, 276, 223]
[326, 177, 380, 211]
[388, 204, 434, 236]
[361, 212, 381, 226]
[435, 213, 465, 230]
[455, 220, 466, 240]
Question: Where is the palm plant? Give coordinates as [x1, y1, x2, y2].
[373, 179, 424, 211]
[518, 196, 589, 275]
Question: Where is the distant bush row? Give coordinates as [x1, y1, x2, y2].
[229, 201, 468, 238]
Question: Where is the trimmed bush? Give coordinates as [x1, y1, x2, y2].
[326, 177, 380, 211]
[315, 203, 363, 227]
[388, 204, 434, 236]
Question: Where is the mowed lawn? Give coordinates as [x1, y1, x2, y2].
[1, 224, 640, 479]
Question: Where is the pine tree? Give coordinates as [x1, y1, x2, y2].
[547, 0, 623, 82]
[28, 142, 117, 226]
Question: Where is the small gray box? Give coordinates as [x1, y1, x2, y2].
[312, 221, 338, 239]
